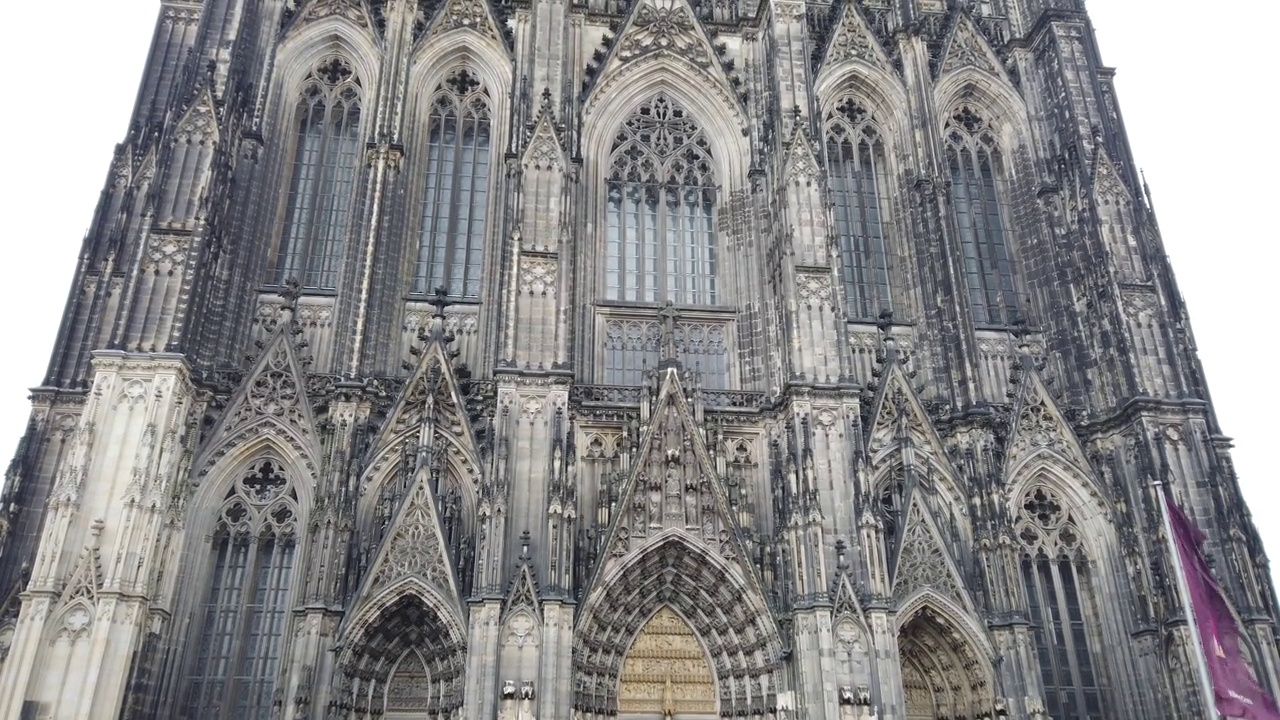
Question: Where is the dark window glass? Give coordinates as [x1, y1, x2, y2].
[605, 95, 717, 305]
[277, 59, 362, 290]
[413, 69, 491, 298]
[186, 473, 298, 720]
[825, 99, 893, 321]
[1022, 549, 1105, 719]
[945, 107, 1019, 326]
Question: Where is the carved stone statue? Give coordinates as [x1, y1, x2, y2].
[516, 681, 537, 720]
[498, 680, 518, 720]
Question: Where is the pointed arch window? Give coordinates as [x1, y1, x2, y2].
[825, 98, 893, 321]
[186, 460, 299, 720]
[1017, 486, 1104, 719]
[276, 57, 363, 291]
[605, 95, 718, 306]
[945, 106, 1019, 326]
[413, 68, 492, 298]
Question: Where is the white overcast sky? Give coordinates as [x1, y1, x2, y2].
[0, 1, 1275, 583]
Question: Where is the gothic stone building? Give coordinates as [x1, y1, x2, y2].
[0, 0, 1276, 718]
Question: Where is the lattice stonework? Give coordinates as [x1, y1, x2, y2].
[600, 313, 731, 388]
[618, 607, 717, 716]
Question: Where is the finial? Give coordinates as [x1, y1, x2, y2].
[519, 529, 531, 561]
[428, 286, 453, 320]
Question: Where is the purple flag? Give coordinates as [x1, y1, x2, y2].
[1164, 489, 1280, 720]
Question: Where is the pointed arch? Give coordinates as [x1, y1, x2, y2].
[939, 100, 1023, 327]
[406, 33, 513, 301]
[1010, 477, 1108, 719]
[408, 66, 494, 298]
[575, 533, 783, 717]
[934, 72, 1032, 158]
[821, 94, 895, 321]
[179, 455, 304, 720]
[895, 592, 996, 720]
[815, 63, 909, 136]
[334, 578, 469, 717]
[190, 431, 316, 536]
[618, 605, 719, 716]
[583, 59, 749, 188]
[275, 14, 381, 92]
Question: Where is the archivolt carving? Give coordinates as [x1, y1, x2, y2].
[897, 604, 993, 720]
[574, 535, 781, 717]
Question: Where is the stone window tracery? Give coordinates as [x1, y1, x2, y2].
[945, 106, 1019, 327]
[413, 68, 492, 299]
[601, 315, 729, 388]
[276, 56, 362, 291]
[1016, 485, 1104, 720]
[185, 459, 300, 720]
[605, 95, 718, 306]
[824, 98, 893, 321]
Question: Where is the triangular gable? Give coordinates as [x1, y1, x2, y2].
[368, 328, 481, 470]
[60, 546, 102, 604]
[198, 319, 318, 464]
[173, 88, 219, 145]
[819, 1, 892, 74]
[522, 111, 565, 172]
[1005, 368, 1092, 479]
[937, 13, 1006, 80]
[865, 364, 951, 475]
[1091, 144, 1135, 205]
[589, 368, 762, 588]
[832, 574, 865, 621]
[504, 561, 540, 617]
[287, 0, 372, 32]
[591, 0, 737, 106]
[422, 0, 507, 47]
[891, 495, 970, 610]
[357, 470, 463, 613]
[782, 124, 823, 186]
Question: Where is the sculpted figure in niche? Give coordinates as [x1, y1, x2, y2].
[684, 475, 699, 527]
[517, 681, 536, 720]
[498, 680, 517, 720]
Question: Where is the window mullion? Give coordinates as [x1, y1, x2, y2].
[213, 538, 256, 720]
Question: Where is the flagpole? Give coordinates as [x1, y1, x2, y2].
[1154, 477, 1220, 719]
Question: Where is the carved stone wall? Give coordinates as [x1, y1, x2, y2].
[0, 0, 1276, 719]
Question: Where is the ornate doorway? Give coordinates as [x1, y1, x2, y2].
[617, 607, 718, 719]
[897, 604, 993, 720]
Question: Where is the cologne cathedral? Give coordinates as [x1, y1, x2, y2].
[0, 0, 1276, 718]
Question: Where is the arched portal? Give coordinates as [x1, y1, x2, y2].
[334, 590, 467, 720]
[574, 535, 783, 717]
[618, 606, 718, 718]
[897, 604, 994, 720]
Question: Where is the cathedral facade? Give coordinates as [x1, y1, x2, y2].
[0, 0, 1276, 718]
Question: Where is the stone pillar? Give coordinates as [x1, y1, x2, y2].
[0, 352, 196, 720]
[463, 599, 503, 720]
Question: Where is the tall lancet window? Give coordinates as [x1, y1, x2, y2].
[1017, 486, 1105, 720]
[186, 460, 299, 720]
[276, 57, 363, 290]
[825, 98, 893, 321]
[413, 68, 492, 298]
[945, 106, 1019, 326]
[605, 95, 718, 305]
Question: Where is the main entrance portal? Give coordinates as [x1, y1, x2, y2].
[617, 607, 718, 719]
